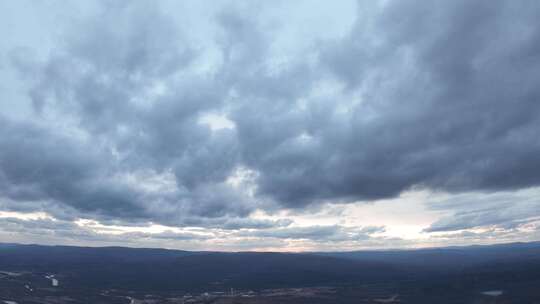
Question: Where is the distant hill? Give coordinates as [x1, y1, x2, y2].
[316, 241, 540, 271]
[1, 242, 540, 292]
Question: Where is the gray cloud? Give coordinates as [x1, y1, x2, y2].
[425, 188, 540, 232]
[0, 116, 278, 228]
[1, 0, 540, 244]
[0, 117, 144, 219]
[248, 0, 540, 207]
[237, 225, 385, 242]
[0, 217, 212, 244]
[0, 216, 393, 251]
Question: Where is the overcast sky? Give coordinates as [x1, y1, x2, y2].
[0, 0, 539, 251]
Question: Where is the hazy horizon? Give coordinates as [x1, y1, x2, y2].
[2, 239, 539, 254]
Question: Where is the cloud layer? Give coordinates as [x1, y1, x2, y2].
[1, 0, 540, 249]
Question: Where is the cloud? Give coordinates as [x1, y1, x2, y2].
[0, 117, 144, 219]
[1, 0, 540, 248]
[0, 215, 393, 251]
[425, 188, 540, 232]
[0, 216, 213, 245]
[248, 0, 540, 207]
[237, 225, 385, 242]
[0, 116, 283, 228]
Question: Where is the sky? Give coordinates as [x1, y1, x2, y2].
[0, 0, 540, 251]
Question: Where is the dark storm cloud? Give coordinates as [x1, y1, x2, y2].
[242, 0, 540, 207]
[0, 116, 268, 227]
[2, 2, 259, 227]
[0, 117, 146, 219]
[3, 0, 540, 230]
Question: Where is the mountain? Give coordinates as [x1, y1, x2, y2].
[1, 241, 540, 293]
[0, 244, 401, 292]
[316, 241, 540, 271]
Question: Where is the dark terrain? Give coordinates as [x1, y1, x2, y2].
[1, 242, 540, 303]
